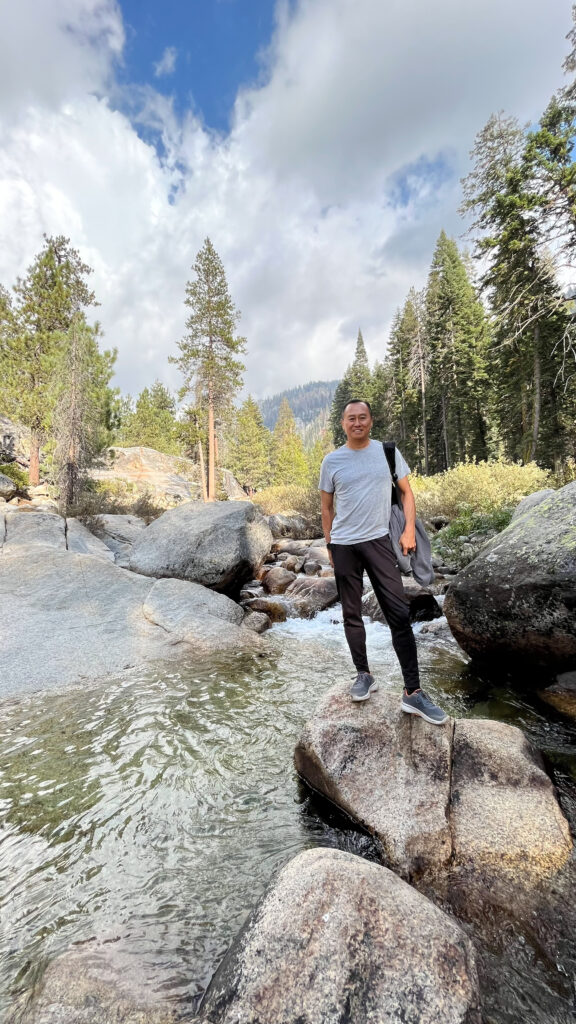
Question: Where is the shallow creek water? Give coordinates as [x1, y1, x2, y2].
[1, 610, 575, 1022]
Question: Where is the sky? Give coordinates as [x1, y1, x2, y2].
[0, 0, 572, 400]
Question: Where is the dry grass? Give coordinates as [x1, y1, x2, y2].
[253, 484, 322, 531]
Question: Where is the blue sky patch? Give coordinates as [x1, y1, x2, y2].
[118, 0, 277, 132]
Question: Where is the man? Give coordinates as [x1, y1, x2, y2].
[319, 399, 447, 724]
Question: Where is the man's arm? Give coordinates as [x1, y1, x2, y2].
[396, 475, 416, 556]
[320, 490, 335, 566]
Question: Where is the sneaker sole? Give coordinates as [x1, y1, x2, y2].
[351, 682, 379, 703]
[401, 703, 448, 725]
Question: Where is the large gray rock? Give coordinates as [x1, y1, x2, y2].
[295, 685, 572, 894]
[17, 940, 181, 1024]
[444, 481, 576, 671]
[284, 575, 338, 617]
[0, 471, 16, 500]
[3, 509, 66, 551]
[90, 513, 147, 567]
[511, 488, 555, 521]
[450, 719, 572, 885]
[129, 501, 273, 594]
[0, 547, 261, 697]
[88, 445, 203, 505]
[201, 848, 480, 1024]
[65, 518, 115, 562]
[294, 687, 453, 880]
[88, 446, 244, 507]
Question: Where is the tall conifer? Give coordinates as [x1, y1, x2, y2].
[171, 238, 246, 500]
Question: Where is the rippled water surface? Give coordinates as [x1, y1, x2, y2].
[1, 610, 575, 1021]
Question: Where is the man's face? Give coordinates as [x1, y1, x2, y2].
[342, 403, 372, 443]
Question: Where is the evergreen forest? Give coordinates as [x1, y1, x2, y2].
[2, 12, 576, 508]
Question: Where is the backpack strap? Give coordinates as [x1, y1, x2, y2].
[383, 441, 400, 507]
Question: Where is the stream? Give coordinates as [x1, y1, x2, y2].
[1, 609, 575, 1022]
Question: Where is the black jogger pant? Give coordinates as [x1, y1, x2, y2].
[331, 535, 420, 690]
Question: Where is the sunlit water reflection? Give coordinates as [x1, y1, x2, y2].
[0, 608, 574, 1021]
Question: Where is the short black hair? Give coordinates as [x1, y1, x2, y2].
[342, 399, 373, 417]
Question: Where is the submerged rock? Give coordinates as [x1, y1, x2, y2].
[201, 848, 480, 1024]
[129, 501, 273, 595]
[539, 670, 576, 718]
[18, 941, 181, 1024]
[444, 481, 576, 671]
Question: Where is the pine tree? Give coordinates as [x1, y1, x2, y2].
[330, 329, 373, 445]
[462, 115, 574, 467]
[118, 381, 181, 454]
[0, 236, 97, 485]
[171, 238, 246, 500]
[52, 315, 117, 510]
[271, 398, 309, 486]
[425, 232, 490, 472]
[306, 430, 334, 487]
[227, 396, 272, 491]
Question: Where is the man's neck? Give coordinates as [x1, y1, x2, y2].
[345, 437, 372, 450]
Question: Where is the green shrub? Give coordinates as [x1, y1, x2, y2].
[411, 459, 551, 522]
[0, 463, 29, 492]
[71, 482, 163, 526]
[253, 484, 322, 531]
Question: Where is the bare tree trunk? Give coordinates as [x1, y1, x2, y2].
[416, 323, 428, 475]
[529, 323, 541, 462]
[29, 429, 40, 486]
[441, 392, 450, 469]
[197, 439, 208, 501]
[207, 393, 216, 501]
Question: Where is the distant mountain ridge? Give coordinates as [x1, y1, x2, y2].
[258, 379, 339, 446]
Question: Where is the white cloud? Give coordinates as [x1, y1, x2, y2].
[153, 46, 177, 78]
[0, 0, 572, 401]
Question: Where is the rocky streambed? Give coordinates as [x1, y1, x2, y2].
[1, 494, 575, 1023]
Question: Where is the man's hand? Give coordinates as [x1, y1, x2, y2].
[399, 530, 416, 556]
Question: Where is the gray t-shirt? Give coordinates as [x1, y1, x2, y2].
[318, 439, 410, 545]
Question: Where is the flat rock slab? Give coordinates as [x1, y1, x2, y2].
[129, 500, 272, 594]
[201, 848, 480, 1024]
[294, 686, 453, 880]
[65, 518, 115, 562]
[451, 719, 572, 883]
[0, 548, 261, 697]
[3, 509, 66, 552]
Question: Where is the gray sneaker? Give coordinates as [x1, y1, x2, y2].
[350, 672, 378, 702]
[401, 689, 448, 725]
